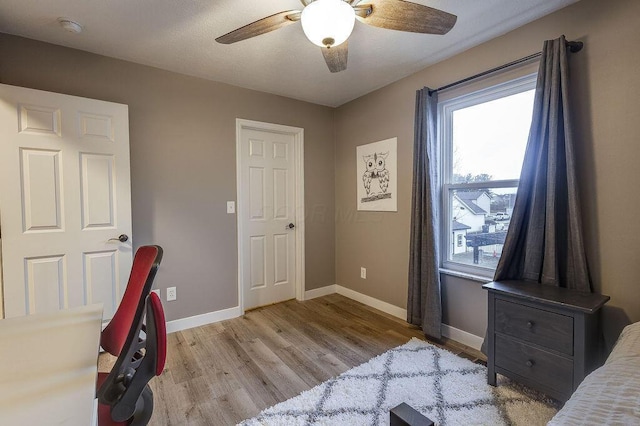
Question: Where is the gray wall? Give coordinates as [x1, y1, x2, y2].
[0, 34, 336, 321]
[334, 0, 640, 343]
[2, 0, 640, 344]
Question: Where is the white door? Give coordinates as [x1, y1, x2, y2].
[0, 84, 133, 320]
[238, 121, 302, 310]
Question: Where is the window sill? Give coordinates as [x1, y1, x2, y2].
[439, 268, 493, 283]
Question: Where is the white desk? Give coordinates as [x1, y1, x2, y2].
[0, 304, 103, 425]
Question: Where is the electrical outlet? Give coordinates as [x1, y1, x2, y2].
[167, 287, 177, 301]
[227, 201, 236, 214]
[360, 267, 367, 279]
[151, 289, 160, 298]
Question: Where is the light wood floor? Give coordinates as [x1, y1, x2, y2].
[101, 293, 484, 425]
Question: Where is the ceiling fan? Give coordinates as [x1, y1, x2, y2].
[215, 0, 457, 73]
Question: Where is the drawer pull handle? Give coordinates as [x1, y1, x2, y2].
[526, 360, 534, 367]
[527, 321, 534, 328]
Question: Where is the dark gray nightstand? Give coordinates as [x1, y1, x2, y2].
[483, 280, 609, 401]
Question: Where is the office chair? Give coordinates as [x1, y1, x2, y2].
[97, 292, 167, 425]
[101, 245, 163, 357]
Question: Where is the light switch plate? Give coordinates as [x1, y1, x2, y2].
[227, 201, 236, 214]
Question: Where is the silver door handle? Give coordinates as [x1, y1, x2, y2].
[108, 234, 129, 243]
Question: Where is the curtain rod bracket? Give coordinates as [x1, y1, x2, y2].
[567, 41, 583, 53]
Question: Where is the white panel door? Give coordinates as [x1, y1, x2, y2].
[240, 127, 296, 309]
[0, 84, 133, 319]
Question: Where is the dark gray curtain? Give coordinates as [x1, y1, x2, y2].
[408, 87, 442, 339]
[494, 35, 591, 291]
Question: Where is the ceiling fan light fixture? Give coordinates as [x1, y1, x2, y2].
[301, 0, 355, 48]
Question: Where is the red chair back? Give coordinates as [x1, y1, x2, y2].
[149, 292, 167, 376]
[101, 245, 163, 356]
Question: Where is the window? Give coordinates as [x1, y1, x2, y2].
[439, 74, 536, 276]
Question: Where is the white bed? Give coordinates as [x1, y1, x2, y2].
[548, 321, 640, 425]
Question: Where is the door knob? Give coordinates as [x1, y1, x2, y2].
[109, 234, 129, 243]
[286, 223, 295, 230]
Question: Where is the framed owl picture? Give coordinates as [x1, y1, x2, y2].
[356, 137, 397, 211]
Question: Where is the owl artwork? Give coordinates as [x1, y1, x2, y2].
[362, 152, 390, 195]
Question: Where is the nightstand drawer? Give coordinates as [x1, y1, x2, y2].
[495, 299, 573, 355]
[495, 335, 573, 397]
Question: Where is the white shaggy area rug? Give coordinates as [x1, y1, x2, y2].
[239, 338, 558, 425]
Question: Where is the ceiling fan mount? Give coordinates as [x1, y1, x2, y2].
[216, 0, 457, 73]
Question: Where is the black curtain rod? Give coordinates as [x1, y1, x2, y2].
[429, 40, 583, 95]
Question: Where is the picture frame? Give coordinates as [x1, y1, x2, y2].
[356, 137, 397, 211]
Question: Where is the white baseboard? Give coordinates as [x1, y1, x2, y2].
[332, 284, 484, 351]
[441, 324, 484, 351]
[335, 285, 407, 320]
[162, 286, 485, 353]
[164, 283, 338, 334]
[165, 305, 241, 334]
[304, 285, 337, 300]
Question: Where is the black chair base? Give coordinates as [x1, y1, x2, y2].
[129, 385, 154, 426]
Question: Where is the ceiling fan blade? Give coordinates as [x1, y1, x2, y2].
[321, 42, 348, 73]
[357, 0, 457, 35]
[216, 10, 301, 44]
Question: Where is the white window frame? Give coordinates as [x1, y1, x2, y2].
[439, 73, 537, 277]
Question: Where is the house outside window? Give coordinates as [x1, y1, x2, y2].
[439, 72, 537, 277]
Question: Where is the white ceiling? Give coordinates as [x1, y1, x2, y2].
[0, 0, 579, 107]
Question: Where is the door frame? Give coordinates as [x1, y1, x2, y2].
[235, 118, 305, 314]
